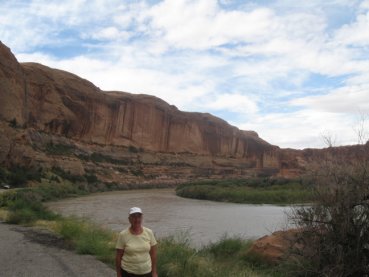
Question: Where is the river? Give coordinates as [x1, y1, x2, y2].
[47, 189, 292, 247]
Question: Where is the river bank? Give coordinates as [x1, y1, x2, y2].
[0, 182, 301, 276]
[176, 178, 314, 205]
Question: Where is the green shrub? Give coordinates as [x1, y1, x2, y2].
[204, 236, 250, 258]
[0, 166, 8, 183]
[7, 165, 43, 187]
[9, 118, 18, 128]
[84, 174, 99, 184]
[176, 179, 313, 205]
[56, 218, 114, 264]
[5, 195, 58, 224]
[56, 218, 88, 240]
[130, 168, 144, 177]
[51, 167, 86, 183]
[157, 236, 215, 277]
[6, 208, 38, 224]
[45, 142, 75, 155]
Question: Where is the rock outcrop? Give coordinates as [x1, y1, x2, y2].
[247, 228, 306, 264]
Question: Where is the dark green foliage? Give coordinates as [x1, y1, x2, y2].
[0, 166, 8, 183]
[51, 167, 86, 183]
[6, 165, 43, 187]
[3, 190, 59, 224]
[128, 145, 139, 153]
[77, 153, 131, 165]
[130, 168, 144, 176]
[57, 218, 114, 264]
[9, 118, 18, 128]
[45, 142, 75, 155]
[84, 174, 98, 184]
[202, 236, 251, 258]
[176, 178, 313, 205]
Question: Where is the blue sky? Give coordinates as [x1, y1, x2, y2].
[1, 0, 369, 149]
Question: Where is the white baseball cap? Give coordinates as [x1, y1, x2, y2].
[129, 207, 143, 215]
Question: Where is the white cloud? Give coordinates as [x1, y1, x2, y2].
[203, 93, 259, 114]
[147, 1, 277, 49]
[87, 27, 131, 41]
[3, 0, 369, 149]
[240, 110, 358, 148]
[335, 11, 369, 46]
[291, 84, 369, 113]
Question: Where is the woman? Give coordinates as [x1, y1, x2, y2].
[115, 207, 158, 277]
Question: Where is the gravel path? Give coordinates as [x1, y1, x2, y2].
[0, 222, 115, 277]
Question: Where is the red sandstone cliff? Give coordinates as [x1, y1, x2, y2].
[0, 41, 276, 159]
[1, 41, 364, 183]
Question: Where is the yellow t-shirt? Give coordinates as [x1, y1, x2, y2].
[116, 227, 157, 275]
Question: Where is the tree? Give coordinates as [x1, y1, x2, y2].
[291, 123, 369, 276]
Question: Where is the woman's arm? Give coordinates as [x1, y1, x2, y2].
[150, 245, 158, 277]
[115, 249, 124, 277]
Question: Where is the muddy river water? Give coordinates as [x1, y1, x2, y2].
[47, 189, 293, 246]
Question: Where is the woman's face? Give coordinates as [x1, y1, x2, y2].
[129, 213, 143, 228]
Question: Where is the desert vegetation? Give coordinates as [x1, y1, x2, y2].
[0, 165, 43, 187]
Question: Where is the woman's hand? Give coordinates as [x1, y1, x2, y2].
[115, 249, 124, 277]
[150, 245, 158, 277]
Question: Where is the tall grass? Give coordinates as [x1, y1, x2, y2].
[56, 217, 115, 264]
[156, 234, 289, 277]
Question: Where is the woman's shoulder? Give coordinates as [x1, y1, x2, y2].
[119, 228, 130, 236]
[143, 226, 154, 234]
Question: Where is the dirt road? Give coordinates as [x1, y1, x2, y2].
[0, 222, 115, 277]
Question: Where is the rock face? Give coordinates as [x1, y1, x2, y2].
[0, 41, 364, 183]
[248, 228, 306, 264]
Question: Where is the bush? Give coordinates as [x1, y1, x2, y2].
[0, 166, 8, 183]
[292, 142, 369, 276]
[51, 167, 86, 183]
[45, 142, 75, 155]
[176, 179, 313, 205]
[204, 236, 250, 258]
[7, 165, 43, 187]
[157, 236, 215, 277]
[6, 207, 39, 224]
[128, 145, 139, 153]
[56, 218, 114, 264]
[5, 196, 58, 224]
[84, 174, 99, 184]
[9, 118, 18, 128]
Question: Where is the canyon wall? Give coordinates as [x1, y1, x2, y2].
[1, 41, 363, 183]
[0, 41, 276, 160]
